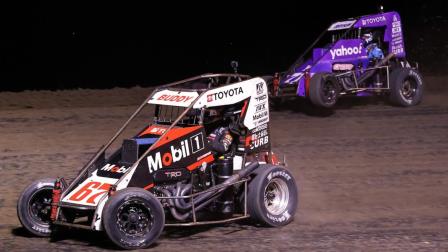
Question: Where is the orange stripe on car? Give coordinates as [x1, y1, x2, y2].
[153, 126, 202, 149]
[143, 183, 154, 190]
[241, 100, 248, 116]
[187, 154, 214, 171]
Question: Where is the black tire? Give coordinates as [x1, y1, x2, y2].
[246, 165, 298, 227]
[309, 73, 339, 108]
[17, 178, 55, 237]
[102, 188, 165, 250]
[389, 68, 424, 106]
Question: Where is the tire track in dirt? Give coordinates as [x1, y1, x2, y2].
[1, 92, 448, 251]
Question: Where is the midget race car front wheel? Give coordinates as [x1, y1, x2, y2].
[102, 188, 165, 250]
[309, 73, 339, 108]
[389, 68, 424, 106]
[17, 178, 55, 237]
[246, 165, 298, 227]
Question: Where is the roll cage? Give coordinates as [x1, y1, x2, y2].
[60, 73, 252, 204]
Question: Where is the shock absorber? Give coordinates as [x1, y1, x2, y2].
[214, 157, 234, 215]
[50, 178, 62, 221]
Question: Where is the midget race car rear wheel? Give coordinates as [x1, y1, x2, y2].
[246, 165, 298, 227]
[309, 73, 339, 108]
[102, 188, 165, 250]
[389, 68, 424, 106]
[17, 178, 55, 237]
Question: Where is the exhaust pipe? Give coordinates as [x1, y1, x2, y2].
[158, 162, 259, 221]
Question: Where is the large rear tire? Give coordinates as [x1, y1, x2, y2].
[103, 188, 165, 250]
[389, 68, 424, 106]
[309, 73, 339, 108]
[17, 178, 55, 237]
[246, 165, 298, 227]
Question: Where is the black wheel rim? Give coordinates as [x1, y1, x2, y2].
[117, 199, 153, 237]
[28, 188, 53, 225]
[322, 80, 338, 104]
[400, 77, 418, 100]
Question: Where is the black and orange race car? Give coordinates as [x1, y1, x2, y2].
[17, 73, 298, 249]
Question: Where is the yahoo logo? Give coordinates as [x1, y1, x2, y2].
[330, 44, 363, 60]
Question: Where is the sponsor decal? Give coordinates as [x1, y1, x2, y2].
[147, 133, 204, 173]
[147, 139, 191, 173]
[247, 123, 269, 150]
[255, 103, 267, 112]
[249, 132, 269, 150]
[333, 63, 354, 71]
[328, 20, 356, 31]
[256, 82, 264, 95]
[255, 94, 267, 102]
[207, 87, 244, 102]
[409, 70, 423, 85]
[392, 27, 401, 33]
[100, 164, 130, 174]
[67, 181, 112, 205]
[32, 225, 51, 233]
[253, 123, 268, 132]
[190, 132, 205, 153]
[361, 15, 386, 26]
[266, 211, 291, 223]
[156, 94, 194, 103]
[258, 117, 269, 124]
[253, 111, 268, 120]
[148, 126, 166, 135]
[267, 170, 292, 181]
[164, 170, 183, 178]
[138, 125, 168, 137]
[330, 44, 363, 60]
[390, 15, 404, 55]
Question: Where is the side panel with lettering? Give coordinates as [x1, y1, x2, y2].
[127, 126, 212, 188]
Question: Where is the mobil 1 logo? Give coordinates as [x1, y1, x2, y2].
[190, 132, 204, 153]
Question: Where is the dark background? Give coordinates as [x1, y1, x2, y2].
[0, 1, 447, 91]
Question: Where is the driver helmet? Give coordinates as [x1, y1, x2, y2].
[362, 33, 373, 45]
[203, 108, 223, 124]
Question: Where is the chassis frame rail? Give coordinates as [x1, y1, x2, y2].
[159, 178, 250, 226]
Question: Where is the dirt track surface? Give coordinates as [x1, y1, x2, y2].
[1, 83, 448, 251]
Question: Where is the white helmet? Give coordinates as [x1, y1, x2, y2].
[362, 33, 373, 44]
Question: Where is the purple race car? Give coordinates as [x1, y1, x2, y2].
[271, 9, 424, 108]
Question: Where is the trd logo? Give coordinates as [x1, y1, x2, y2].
[147, 139, 191, 173]
[164, 171, 182, 178]
[255, 94, 267, 102]
[100, 164, 129, 174]
[256, 82, 264, 95]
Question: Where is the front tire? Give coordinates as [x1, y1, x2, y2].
[246, 165, 298, 227]
[309, 73, 340, 108]
[102, 188, 165, 250]
[17, 178, 55, 237]
[389, 68, 424, 106]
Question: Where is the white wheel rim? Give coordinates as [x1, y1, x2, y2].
[264, 178, 289, 215]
